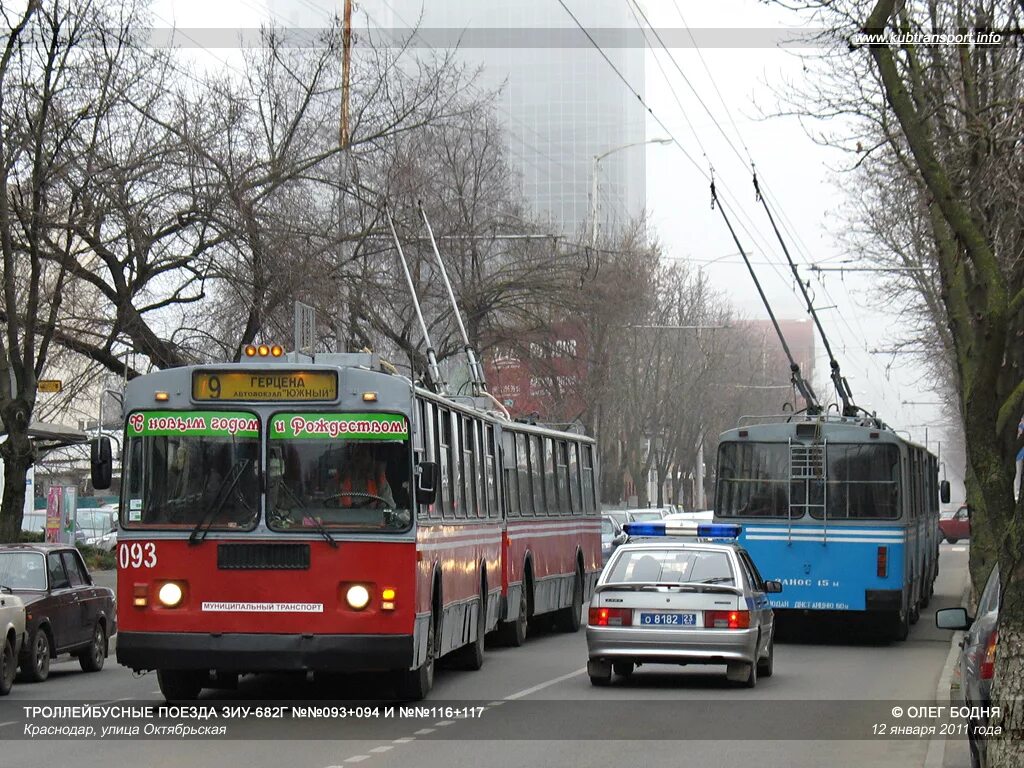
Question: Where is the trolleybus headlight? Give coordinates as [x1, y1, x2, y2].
[158, 582, 184, 608]
[346, 584, 370, 610]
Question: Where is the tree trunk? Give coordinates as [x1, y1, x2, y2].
[0, 407, 33, 541]
[992, 564, 1024, 762]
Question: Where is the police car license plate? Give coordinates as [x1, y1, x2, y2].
[639, 612, 697, 626]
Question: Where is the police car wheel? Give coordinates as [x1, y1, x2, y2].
[588, 659, 612, 686]
[757, 638, 774, 678]
[612, 661, 634, 678]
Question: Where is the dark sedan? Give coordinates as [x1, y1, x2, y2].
[0, 544, 116, 682]
[936, 563, 1000, 768]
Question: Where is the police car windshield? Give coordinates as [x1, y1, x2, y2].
[606, 549, 735, 586]
[267, 413, 412, 532]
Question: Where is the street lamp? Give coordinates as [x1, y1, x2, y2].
[590, 137, 672, 246]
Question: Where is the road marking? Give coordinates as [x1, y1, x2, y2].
[504, 667, 587, 700]
[392, 737, 415, 744]
[413, 727, 435, 735]
[344, 757, 370, 764]
[0, 720, 18, 727]
[434, 720, 455, 727]
[487, 700, 505, 706]
[369, 746, 393, 754]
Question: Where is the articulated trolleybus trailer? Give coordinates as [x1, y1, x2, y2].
[95, 348, 600, 700]
[713, 413, 948, 640]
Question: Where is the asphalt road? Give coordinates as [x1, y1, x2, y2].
[1, 544, 970, 768]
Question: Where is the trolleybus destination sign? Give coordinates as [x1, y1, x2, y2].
[191, 370, 338, 402]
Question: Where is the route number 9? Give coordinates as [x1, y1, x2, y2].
[208, 375, 221, 399]
[119, 542, 157, 569]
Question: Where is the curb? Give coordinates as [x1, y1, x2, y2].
[923, 573, 972, 768]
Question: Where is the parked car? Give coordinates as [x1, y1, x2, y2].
[603, 510, 629, 528]
[625, 509, 665, 523]
[664, 509, 714, 523]
[939, 505, 971, 544]
[600, 515, 627, 565]
[79, 505, 118, 552]
[0, 585, 26, 695]
[0, 544, 116, 682]
[936, 564, 1000, 768]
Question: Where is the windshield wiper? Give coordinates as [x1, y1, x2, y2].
[699, 577, 736, 585]
[273, 483, 337, 548]
[189, 459, 251, 545]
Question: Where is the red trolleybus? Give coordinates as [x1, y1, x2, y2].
[102, 349, 600, 701]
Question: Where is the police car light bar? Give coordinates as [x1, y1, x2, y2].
[622, 521, 742, 539]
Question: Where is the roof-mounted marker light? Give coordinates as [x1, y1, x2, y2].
[362, 392, 378, 402]
[257, 344, 270, 357]
[270, 345, 284, 357]
[244, 345, 257, 357]
[154, 392, 169, 402]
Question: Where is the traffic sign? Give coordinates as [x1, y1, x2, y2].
[37, 380, 62, 393]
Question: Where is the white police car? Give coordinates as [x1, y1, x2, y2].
[586, 521, 781, 688]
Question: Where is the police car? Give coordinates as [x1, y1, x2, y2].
[586, 521, 781, 688]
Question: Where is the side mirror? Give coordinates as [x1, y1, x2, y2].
[935, 606, 971, 631]
[764, 580, 783, 594]
[91, 437, 112, 490]
[415, 461, 439, 506]
[940, 480, 951, 504]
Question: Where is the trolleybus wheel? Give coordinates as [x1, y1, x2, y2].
[909, 601, 921, 625]
[78, 622, 106, 672]
[454, 584, 486, 671]
[501, 584, 529, 647]
[396, 615, 435, 701]
[157, 670, 205, 702]
[887, 610, 910, 642]
[557, 567, 583, 633]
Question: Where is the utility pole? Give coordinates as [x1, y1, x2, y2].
[340, 0, 353, 150]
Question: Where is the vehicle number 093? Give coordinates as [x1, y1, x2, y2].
[119, 542, 157, 569]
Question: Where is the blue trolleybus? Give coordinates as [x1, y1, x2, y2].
[713, 414, 947, 640]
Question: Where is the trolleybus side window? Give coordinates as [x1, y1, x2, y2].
[456, 417, 471, 520]
[554, 440, 570, 515]
[121, 410, 260, 530]
[529, 434, 544, 515]
[473, 418, 486, 519]
[582, 444, 596, 515]
[543, 437, 557, 515]
[820, 444, 900, 520]
[504, 430, 521, 517]
[568, 441, 581, 516]
[485, 425, 499, 519]
[438, 405, 454, 520]
[517, 433, 534, 516]
[265, 412, 411, 532]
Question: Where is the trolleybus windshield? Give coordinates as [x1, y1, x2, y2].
[120, 410, 260, 529]
[266, 413, 412, 532]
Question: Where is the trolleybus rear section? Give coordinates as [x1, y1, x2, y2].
[713, 416, 942, 639]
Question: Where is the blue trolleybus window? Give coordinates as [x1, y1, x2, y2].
[716, 442, 791, 518]
[820, 444, 900, 520]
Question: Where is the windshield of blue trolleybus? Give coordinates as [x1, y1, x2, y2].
[717, 442, 901, 519]
[121, 411, 261, 529]
[267, 413, 412, 532]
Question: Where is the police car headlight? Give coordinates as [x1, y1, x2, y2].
[158, 582, 184, 608]
[346, 585, 370, 610]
